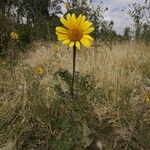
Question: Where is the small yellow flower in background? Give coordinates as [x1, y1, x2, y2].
[2, 61, 6, 65]
[10, 31, 19, 40]
[56, 13, 94, 49]
[35, 66, 44, 75]
[64, 2, 70, 10]
[145, 95, 150, 104]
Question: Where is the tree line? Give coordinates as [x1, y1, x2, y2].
[0, 0, 150, 56]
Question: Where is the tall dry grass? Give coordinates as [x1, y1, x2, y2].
[0, 41, 150, 149]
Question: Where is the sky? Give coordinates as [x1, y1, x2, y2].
[92, 0, 145, 34]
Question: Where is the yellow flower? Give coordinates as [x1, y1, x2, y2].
[145, 95, 150, 104]
[2, 61, 6, 65]
[64, 2, 69, 10]
[35, 66, 44, 75]
[10, 31, 19, 40]
[56, 13, 94, 49]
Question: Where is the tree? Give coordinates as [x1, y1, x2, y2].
[123, 3, 145, 41]
[123, 27, 131, 40]
[141, 23, 150, 45]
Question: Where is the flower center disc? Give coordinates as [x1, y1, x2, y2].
[68, 29, 82, 42]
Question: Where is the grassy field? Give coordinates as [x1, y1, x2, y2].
[0, 41, 150, 150]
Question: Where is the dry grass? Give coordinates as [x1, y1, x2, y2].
[0, 41, 150, 149]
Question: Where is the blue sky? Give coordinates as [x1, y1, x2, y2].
[92, 0, 145, 34]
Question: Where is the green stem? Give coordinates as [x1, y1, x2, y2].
[72, 45, 76, 99]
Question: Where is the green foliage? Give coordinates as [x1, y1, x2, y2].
[140, 23, 150, 45]
[54, 68, 109, 102]
[51, 69, 113, 149]
[139, 111, 150, 149]
[123, 27, 131, 40]
[0, 13, 12, 57]
[140, 58, 150, 87]
[0, 0, 63, 57]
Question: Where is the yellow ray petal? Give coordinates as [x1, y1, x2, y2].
[56, 27, 68, 33]
[72, 13, 76, 20]
[71, 13, 77, 27]
[60, 17, 70, 28]
[78, 15, 86, 26]
[83, 27, 94, 34]
[80, 21, 92, 30]
[56, 31, 68, 37]
[62, 39, 70, 45]
[83, 35, 94, 41]
[75, 41, 80, 49]
[58, 36, 68, 41]
[80, 38, 92, 48]
[56, 32, 68, 41]
[69, 42, 75, 47]
[76, 15, 82, 25]
[66, 13, 72, 22]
